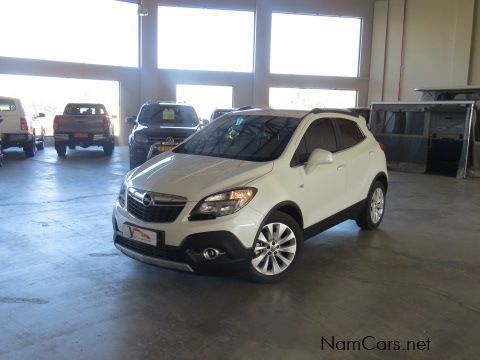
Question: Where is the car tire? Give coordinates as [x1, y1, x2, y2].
[103, 141, 114, 156]
[36, 135, 45, 150]
[55, 143, 67, 157]
[24, 136, 36, 158]
[248, 211, 303, 283]
[356, 181, 386, 230]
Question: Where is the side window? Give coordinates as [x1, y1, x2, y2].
[336, 118, 365, 149]
[291, 118, 338, 166]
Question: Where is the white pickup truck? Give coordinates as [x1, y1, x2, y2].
[53, 103, 115, 157]
[0, 96, 45, 158]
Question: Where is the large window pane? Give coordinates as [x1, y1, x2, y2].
[0, 0, 138, 67]
[158, 7, 254, 72]
[270, 13, 361, 77]
[176, 85, 233, 120]
[0, 74, 120, 135]
[269, 88, 357, 109]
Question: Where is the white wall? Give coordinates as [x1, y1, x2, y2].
[369, 0, 479, 103]
[0, 0, 375, 143]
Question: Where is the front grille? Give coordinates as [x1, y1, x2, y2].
[149, 136, 186, 144]
[127, 194, 185, 223]
[116, 236, 184, 262]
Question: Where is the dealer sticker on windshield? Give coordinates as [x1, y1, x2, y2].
[123, 224, 157, 246]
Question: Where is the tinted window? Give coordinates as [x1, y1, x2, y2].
[173, 115, 300, 162]
[291, 118, 337, 166]
[375, 111, 424, 135]
[0, 99, 16, 111]
[138, 105, 199, 127]
[305, 118, 338, 153]
[65, 104, 107, 116]
[336, 118, 365, 149]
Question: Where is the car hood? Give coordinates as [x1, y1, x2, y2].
[128, 152, 273, 201]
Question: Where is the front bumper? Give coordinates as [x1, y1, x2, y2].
[112, 200, 262, 272]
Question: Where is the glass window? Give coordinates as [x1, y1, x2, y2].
[0, 0, 138, 67]
[138, 105, 199, 127]
[269, 88, 357, 110]
[0, 99, 16, 111]
[176, 85, 233, 120]
[173, 115, 301, 162]
[0, 74, 120, 135]
[304, 118, 338, 153]
[158, 7, 254, 72]
[64, 104, 107, 116]
[271, 13, 362, 77]
[336, 118, 365, 149]
[376, 112, 425, 135]
[292, 118, 338, 166]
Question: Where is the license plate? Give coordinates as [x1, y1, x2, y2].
[122, 224, 157, 246]
[159, 145, 174, 152]
[74, 133, 89, 139]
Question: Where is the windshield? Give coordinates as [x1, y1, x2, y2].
[138, 105, 199, 127]
[173, 114, 301, 162]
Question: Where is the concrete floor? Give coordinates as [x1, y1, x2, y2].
[1, 146, 480, 359]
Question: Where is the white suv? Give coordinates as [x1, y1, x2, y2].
[0, 96, 45, 157]
[113, 108, 388, 282]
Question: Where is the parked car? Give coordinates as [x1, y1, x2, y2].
[210, 108, 236, 122]
[53, 103, 115, 157]
[0, 96, 45, 157]
[113, 108, 388, 282]
[127, 102, 200, 169]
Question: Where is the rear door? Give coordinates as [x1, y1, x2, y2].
[0, 98, 21, 134]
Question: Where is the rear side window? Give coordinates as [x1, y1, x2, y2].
[291, 118, 338, 166]
[336, 118, 365, 149]
[0, 99, 16, 111]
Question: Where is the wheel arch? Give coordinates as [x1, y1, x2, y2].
[373, 171, 388, 193]
[266, 201, 304, 229]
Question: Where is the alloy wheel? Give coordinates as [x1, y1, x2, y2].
[251, 222, 297, 276]
[370, 188, 385, 224]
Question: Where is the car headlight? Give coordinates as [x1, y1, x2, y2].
[134, 133, 149, 144]
[189, 188, 257, 220]
[118, 179, 127, 208]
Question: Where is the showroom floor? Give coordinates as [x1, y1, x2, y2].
[1, 146, 480, 359]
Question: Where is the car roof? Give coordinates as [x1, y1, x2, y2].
[231, 108, 361, 119]
[66, 103, 105, 106]
[0, 96, 19, 101]
[143, 101, 193, 107]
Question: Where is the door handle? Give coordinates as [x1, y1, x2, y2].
[337, 164, 346, 171]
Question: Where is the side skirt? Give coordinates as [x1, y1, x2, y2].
[303, 200, 366, 240]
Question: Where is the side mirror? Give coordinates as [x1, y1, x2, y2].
[38, 112, 45, 118]
[126, 116, 137, 125]
[305, 148, 333, 174]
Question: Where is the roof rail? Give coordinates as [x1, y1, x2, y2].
[235, 106, 270, 111]
[304, 108, 356, 117]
